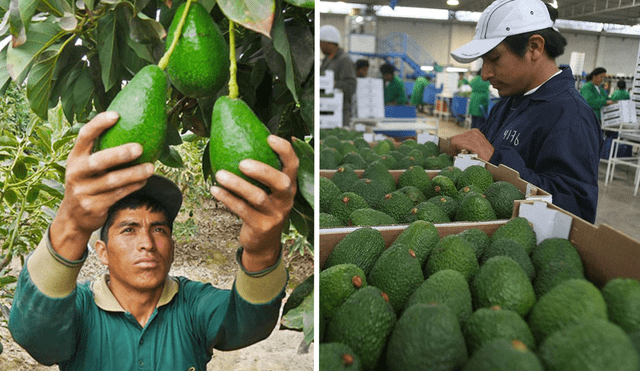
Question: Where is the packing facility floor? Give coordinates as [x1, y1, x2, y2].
[434, 116, 640, 242]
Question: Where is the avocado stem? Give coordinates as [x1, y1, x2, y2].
[158, 0, 194, 71]
[228, 20, 239, 99]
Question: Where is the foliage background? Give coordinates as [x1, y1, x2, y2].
[0, 0, 314, 343]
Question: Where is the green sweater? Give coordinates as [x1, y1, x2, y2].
[9, 229, 288, 370]
[384, 75, 408, 105]
[468, 76, 490, 117]
[610, 89, 630, 101]
[580, 81, 609, 120]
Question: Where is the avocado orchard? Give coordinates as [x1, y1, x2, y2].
[0, 0, 314, 345]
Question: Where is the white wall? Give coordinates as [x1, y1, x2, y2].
[320, 13, 640, 76]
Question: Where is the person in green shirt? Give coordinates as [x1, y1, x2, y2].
[580, 67, 613, 123]
[457, 72, 469, 87]
[381, 63, 408, 105]
[410, 76, 429, 107]
[9, 111, 298, 370]
[468, 69, 491, 129]
[610, 79, 630, 101]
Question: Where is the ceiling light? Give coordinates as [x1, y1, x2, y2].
[447, 0, 459, 6]
[421, 66, 434, 71]
[446, 67, 469, 73]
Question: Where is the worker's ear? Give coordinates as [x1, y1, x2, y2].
[528, 34, 546, 61]
[95, 239, 109, 266]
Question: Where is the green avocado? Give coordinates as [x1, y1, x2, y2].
[165, 2, 229, 98]
[209, 96, 281, 189]
[96, 65, 167, 166]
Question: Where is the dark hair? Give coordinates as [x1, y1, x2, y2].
[100, 194, 172, 244]
[586, 67, 607, 81]
[356, 59, 369, 69]
[617, 79, 626, 90]
[380, 63, 395, 75]
[502, 3, 567, 59]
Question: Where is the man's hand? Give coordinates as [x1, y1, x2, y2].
[450, 129, 495, 161]
[49, 112, 155, 260]
[210, 135, 298, 272]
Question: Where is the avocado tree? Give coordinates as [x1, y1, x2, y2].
[0, 0, 314, 342]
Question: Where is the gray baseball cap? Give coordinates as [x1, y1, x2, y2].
[130, 174, 182, 223]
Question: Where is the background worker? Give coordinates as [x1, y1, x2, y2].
[610, 79, 630, 101]
[380, 63, 408, 105]
[580, 67, 613, 123]
[320, 25, 357, 126]
[449, 0, 602, 223]
[355, 59, 370, 77]
[468, 68, 491, 129]
[9, 112, 298, 370]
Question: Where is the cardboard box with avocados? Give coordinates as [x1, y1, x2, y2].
[320, 199, 640, 287]
[320, 159, 552, 230]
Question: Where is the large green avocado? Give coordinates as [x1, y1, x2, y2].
[165, 2, 229, 98]
[209, 96, 281, 189]
[96, 65, 167, 166]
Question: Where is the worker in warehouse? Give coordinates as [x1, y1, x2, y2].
[320, 24, 357, 126]
[449, 0, 603, 223]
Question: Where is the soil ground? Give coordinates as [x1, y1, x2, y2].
[0, 197, 315, 370]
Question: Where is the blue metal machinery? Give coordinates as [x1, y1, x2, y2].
[349, 32, 436, 80]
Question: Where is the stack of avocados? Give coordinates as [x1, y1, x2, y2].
[320, 128, 454, 171]
[319, 218, 640, 371]
[320, 162, 525, 228]
[96, 0, 280, 184]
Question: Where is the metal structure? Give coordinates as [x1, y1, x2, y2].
[321, 0, 640, 26]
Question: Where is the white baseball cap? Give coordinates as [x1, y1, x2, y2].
[320, 25, 341, 44]
[451, 0, 554, 63]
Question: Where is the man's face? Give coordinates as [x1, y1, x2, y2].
[481, 43, 534, 97]
[592, 73, 606, 86]
[99, 207, 174, 292]
[357, 66, 368, 77]
[320, 41, 335, 56]
[382, 73, 393, 83]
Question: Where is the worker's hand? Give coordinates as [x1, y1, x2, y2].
[606, 100, 615, 105]
[450, 129, 495, 162]
[210, 135, 298, 272]
[50, 112, 154, 260]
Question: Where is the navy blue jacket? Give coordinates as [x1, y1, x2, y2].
[482, 67, 602, 223]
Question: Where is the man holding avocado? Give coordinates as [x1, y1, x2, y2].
[9, 111, 299, 370]
[449, 0, 602, 223]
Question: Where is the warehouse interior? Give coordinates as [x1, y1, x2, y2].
[319, 0, 640, 242]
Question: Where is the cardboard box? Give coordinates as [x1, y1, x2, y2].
[320, 200, 640, 287]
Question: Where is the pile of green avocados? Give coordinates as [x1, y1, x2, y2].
[319, 219, 640, 371]
[320, 162, 525, 228]
[95, 0, 279, 185]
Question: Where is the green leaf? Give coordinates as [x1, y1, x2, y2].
[217, 0, 275, 38]
[97, 12, 118, 92]
[291, 137, 313, 209]
[3, 188, 17, 205]
[26, 187, 39, 203]
[37, 179, 64, 199]
[270, 6, 298, 102]
[6, 15, 66, 84]
[159, 146, 184, 168]
[165, 123, 182, 146]
[12, 158, 26, 179]
[284, 0, 314, 8]
[26, 44, 63, 120]
[289, 208, 309, 241]
[285, 16, 313, 82]
[299, 77, 313, 132]
[202, 141, 211, 182]
[0, 135, 18, 147]
[8, 0, 38, 47]
[129, 12, 166, 44]
[0, 275, 17, 286]
[0, 48, 12, 96]
[281, 290, 313, 330]
[37, 0, 72, 17]
[72, 67, 94, 122]
[57, 12, 77, 31]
